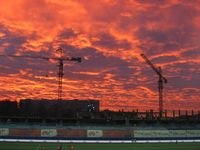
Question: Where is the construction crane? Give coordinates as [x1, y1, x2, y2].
[0, 48, 81, 101]
[140, 53, 167, 117]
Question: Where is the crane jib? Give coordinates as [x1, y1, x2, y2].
[0, 54, 81, 62]
[0, 53, 82, 101]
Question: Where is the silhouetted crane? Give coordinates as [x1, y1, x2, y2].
[140, 54, 167, 117]
[0, 48, 81, 101]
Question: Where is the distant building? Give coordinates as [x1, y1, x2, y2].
[0, 100, 18, 116]
[19, 99, 100, 117]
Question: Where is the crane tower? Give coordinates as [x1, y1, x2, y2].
[141, 54, 167, 117]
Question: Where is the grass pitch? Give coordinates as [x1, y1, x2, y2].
[0, 142, 200, 150]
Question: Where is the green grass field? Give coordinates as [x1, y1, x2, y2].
[0, 142, 200, 150]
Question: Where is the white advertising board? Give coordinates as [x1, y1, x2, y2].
[134, 130, 170, 137]
[186, 130, 200, 137]
[134, 130, 200, 138]
[41, 129, 57, 137]
[169, 130, 187, 137]
[87, 130, 103, 137]
[0, 128, 9, 136]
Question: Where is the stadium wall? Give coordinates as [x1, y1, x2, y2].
[0, 128, 132, 139]
[1, 127, 200, 142]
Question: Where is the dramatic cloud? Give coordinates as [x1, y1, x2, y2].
[0, 0, 200, 111]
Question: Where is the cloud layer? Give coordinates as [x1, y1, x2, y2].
[0, 0, 200, 111]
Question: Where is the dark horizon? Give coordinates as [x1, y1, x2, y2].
[0, 1, 200, 111]
[0, 98, 199, 112]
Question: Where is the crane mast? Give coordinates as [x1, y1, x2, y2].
[141, 54, 167, 117]
[58, 59, 64, 101]
[56, 47, 64, 101]
[0, 49, 81, 101]
[158, 67, 164, 115]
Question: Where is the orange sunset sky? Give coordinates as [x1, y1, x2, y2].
[0, 0, 200, 111]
